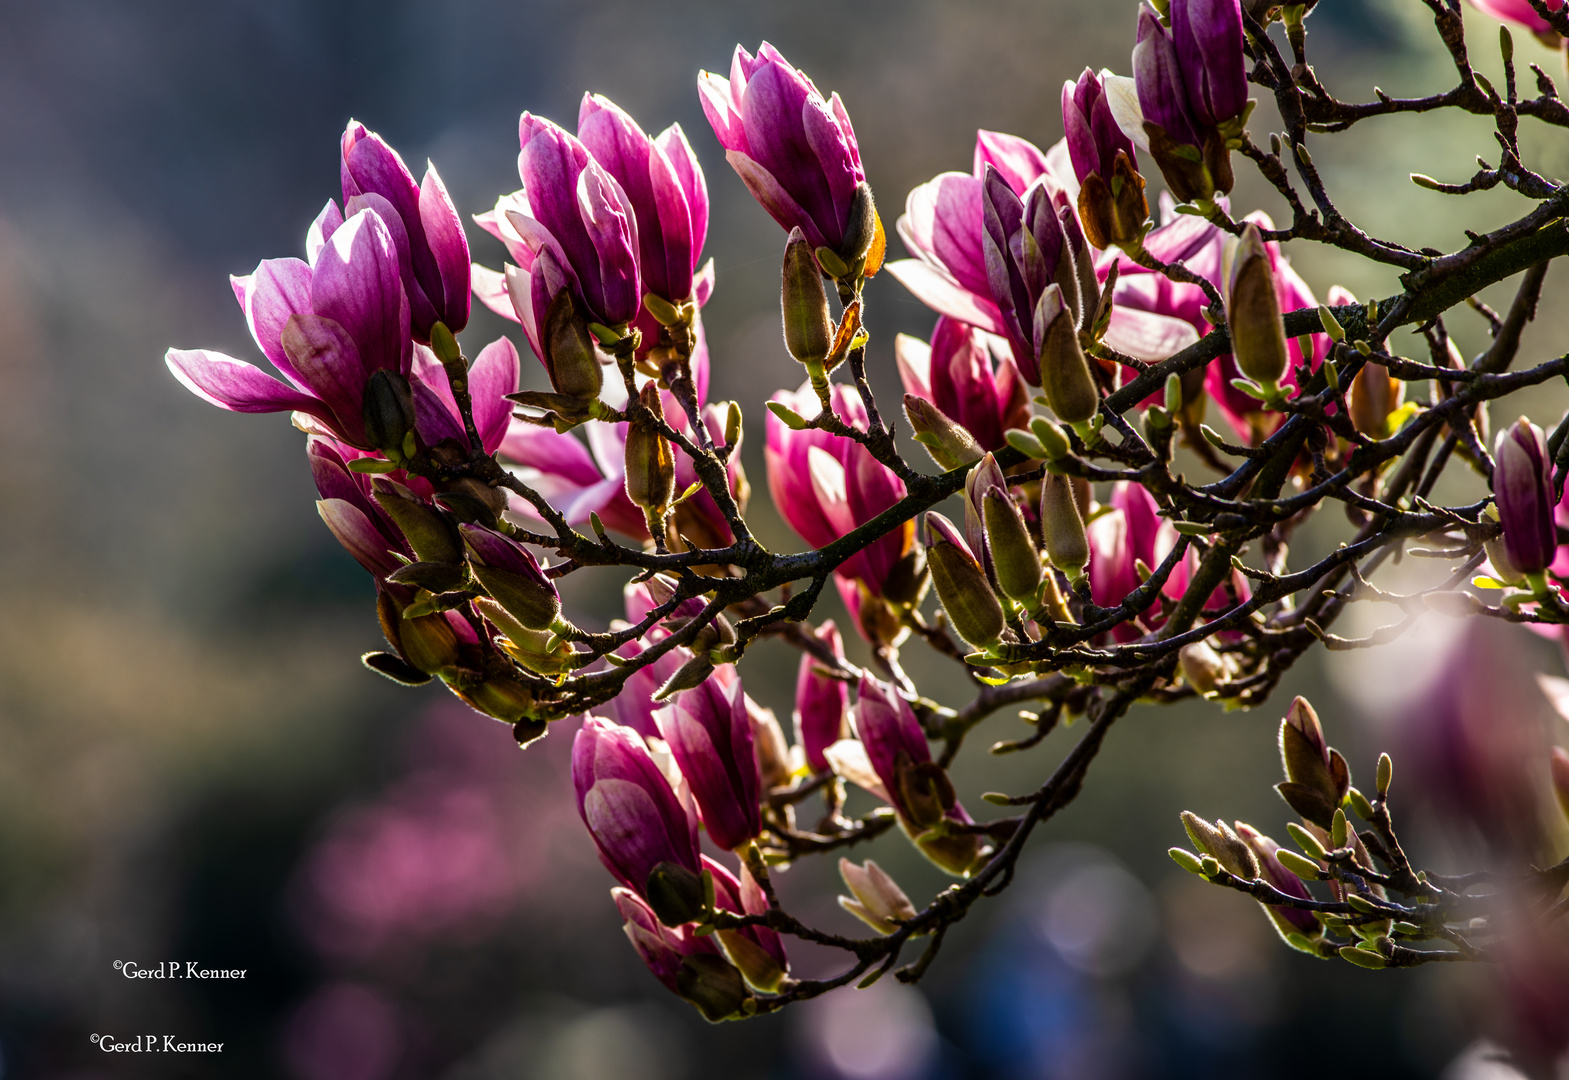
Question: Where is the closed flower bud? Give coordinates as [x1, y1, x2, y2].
[1179, 639, 1226, 694]
[1235, 823, 1321, 938]
[360, 369, 416, 456]
[839, 183, 881, 269]
[1348, 361, 1404, 438]
[574, 718, 703, 921]
[904, 395, 984, 471]
[855, 674, 987, 875]
[377, 588, 461, 676]
[1276, 696, 1350, 829]
[745, 694, 793, 793]
[372, 479, 464, 566]
[882, 545, 931, 608]
[615, 888, 747, 1022]
[707, 856, 789, 993]
[475, 597, 576, 676]
[655, 677, 761, 851]
[626, 382, 677, 518]
[1039, 473, 1090, 577]
[542, 284, 604, 403]
[461, 523, 562, 631]
[925, 512, 1006, 649]
[795, 621, 850, 774]
[676, 954, 751, 1022]
[449, 671, 539, 728]
[1034, 284, 1100, 426]
[1493, 417, 1557, 577]
[983, 488, 1042, 605]
[1226, 224, 1289, 390]
[1482, 506, 1527, 586]
[1180, 811, 1259, 879]
[782, 228, 832, 367]
[838, 858, 917, 935]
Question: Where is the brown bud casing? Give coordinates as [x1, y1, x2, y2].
[626, 383, 676, 516]
[1076, 150, 1150, 251]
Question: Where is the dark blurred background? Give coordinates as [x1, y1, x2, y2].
[2, 1, 1568, 1078]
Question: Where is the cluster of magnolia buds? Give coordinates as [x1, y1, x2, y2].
[1171, 697, 1569, 968]
[573, 576, 993, 1018]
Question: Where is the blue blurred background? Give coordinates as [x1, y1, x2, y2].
[2, 1, 1568, 1077]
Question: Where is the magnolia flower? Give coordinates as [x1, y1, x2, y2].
[340, 121, 471, 342]
[699, 42, 869, 262]
[167, 207, 412, 450]
[765, 381, 912, 639]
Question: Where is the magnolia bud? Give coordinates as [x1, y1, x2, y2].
[542, 287, 604, 402]
[747, 697, 793, 793]
[361, 369, 416, 456]
[475, 598, 576, 676]
[676, 954, 750, 1022]
[838, 182, 880, 267]
[782, 228, 831, 367]
[1276, 696, 1347, 829]
[1226, 224, 1288, 389]
[461, 525, 562, 631]
[645, 860, 707, 927]
[1039, 473, 1089, 576]
[449, 672, 538, 727]
[881, 545, 931, 608]
[372, 479, 463, 565]
[838, 858, 918, 935]
[1348, 362, 1403, 438]
[1077, 149, 1150, 251]
[1179, 640, 1226, 695]
[905, 395, 984, 470]
[377, 589, 460, 676]
[626, 383, 676, 517]
[1180, 811, 1259, 879]
[925, 511, 1006, 648]
[1034, 284, 1100, 425]
[1494, 417, 1557, 577]
[983, 489, 1043, 605]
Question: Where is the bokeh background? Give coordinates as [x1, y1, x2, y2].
[2, 1, 1569, 1077]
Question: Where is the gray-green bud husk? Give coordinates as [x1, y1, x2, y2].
[1226, 223, 1288, 388]
[782, 228, 832, 366]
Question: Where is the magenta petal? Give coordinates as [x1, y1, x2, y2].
[697, 71, 747, 155]
[646, 142, 695, 303]
[281, 313, 368, 444]
[724, 150, 826, 251]
[165, 348, 325, 416]
[237, 258, 314, 386]
[497, 423, 603, 488]
[884, 259, 1005, 335]
[577, 162, 642, 324]
[658, 123, 708, 266]
[317, 498, 401, 576]
[469, 336, 521, 453]
[973, 130, 1052, 194]
[311, 209, 413, 380]
[800, 95, 858, 245]
[345, 190, 439, 337]
[306, 200, 344, 265]
[419, 163, 471, 331]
